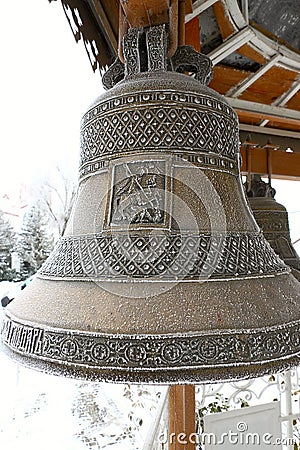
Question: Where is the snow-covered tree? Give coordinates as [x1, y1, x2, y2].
[32, 166, 77, 238]
[43, 168, 77, 237]
[18, 204, 54, 279]
[0, 210, 16, 281]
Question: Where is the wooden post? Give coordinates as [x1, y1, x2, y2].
[246, 144, 252, 191]
[178, 0, 186, 46]
[169, 385, 196, 450]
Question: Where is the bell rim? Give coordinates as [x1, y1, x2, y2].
[2, 333, 300, 385]
[3, 311, 300, 384]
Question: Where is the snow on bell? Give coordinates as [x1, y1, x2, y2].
[246, 175, 300, 281]
[2, 26, 300, 384]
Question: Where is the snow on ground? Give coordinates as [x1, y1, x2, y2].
[0, 284, 163, 450]
[0, 345, 163, 450]
[0, 281, 21, 301]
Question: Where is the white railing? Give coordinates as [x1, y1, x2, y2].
[143, 369, 300, 450]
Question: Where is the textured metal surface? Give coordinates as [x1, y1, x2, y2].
[2, 26, 300, 383]
[102, 24, 214, 90]
[171, 45, 213, 85]
[38, 232, 287, 281]
[247, 175, 300, 281]
[80, 85, 238, 179]
[2, 312, 300, 384]
[101, 57, 125, 91]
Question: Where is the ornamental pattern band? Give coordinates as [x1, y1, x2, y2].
[38, 232, 287, 281]
[2, 315, 300, 371]
[79, 90, 239, 173]
[79, 151, 239, 180]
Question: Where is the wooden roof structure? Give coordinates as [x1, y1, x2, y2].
[50, 0, 300, 179]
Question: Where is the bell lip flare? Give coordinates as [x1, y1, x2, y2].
[2, 311, 300, 384]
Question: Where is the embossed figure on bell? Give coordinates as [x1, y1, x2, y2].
[246, 175, 300, 281]
[2, 24, 300, 384]
[110, 161, 165, 226]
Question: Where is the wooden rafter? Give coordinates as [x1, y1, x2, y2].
[50, 0, 300, 179]
[185, 0, 219, 22]
[226, 54, 281, 98]
[241, 146, 300, 180]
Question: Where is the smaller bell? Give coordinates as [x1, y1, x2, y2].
[246, 175, 300, 281]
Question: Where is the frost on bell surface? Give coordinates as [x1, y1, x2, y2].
[1, 24, 300, 384]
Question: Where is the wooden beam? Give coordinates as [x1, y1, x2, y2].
[87, 0, 118, 53]
[237, 43, 266, 65]
[239, 123, 300, 141]
[179, 0, 186, 46]
[260, 78, 300, 127]
[185, 16, 201, 52]
[169, 385, 196, 450]
[120, 0, 169, 28]
[240, 146, 300, 180]
[185, 0, 219, 22]
[239, 123, 300, 153]
[273, 78, 300, 107]
[226, 54, 281, 98]
[208, 28, 253, 65]
[226, 98, 300, 122]
[237, 110, 300, 132]
[119, 0, 191, 27]
[99, 0, 119, 37]
[238, 66, 299, 105]
[213, 0, 235, 39]
[185, 0, 193, 15]
[209, 65, 250, 94]
[241, 0, 249, 23]
[286, 90, 300, 111]
[263, 118, 300, 132]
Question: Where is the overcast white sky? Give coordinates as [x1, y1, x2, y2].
[0, 0, 102, 192]
[0, 0, 299, 248]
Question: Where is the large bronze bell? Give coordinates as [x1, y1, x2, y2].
[246, 175, 300, 281]
[2, 26, 300, 383]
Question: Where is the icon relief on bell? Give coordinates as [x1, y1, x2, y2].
[108, 160, 167, 227]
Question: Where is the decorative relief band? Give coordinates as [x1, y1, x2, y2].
[38, 232, 287, 281]
[80, 159, 109, 180]
[146, 25, 167, 72]
[123, 28, 141, 77]
[81, 91, 236, 128]
[2, 314, 300, 372]
[79, 151, 239, 181]
[80, 91, 238, 171]
[252, 210, 289, 233]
